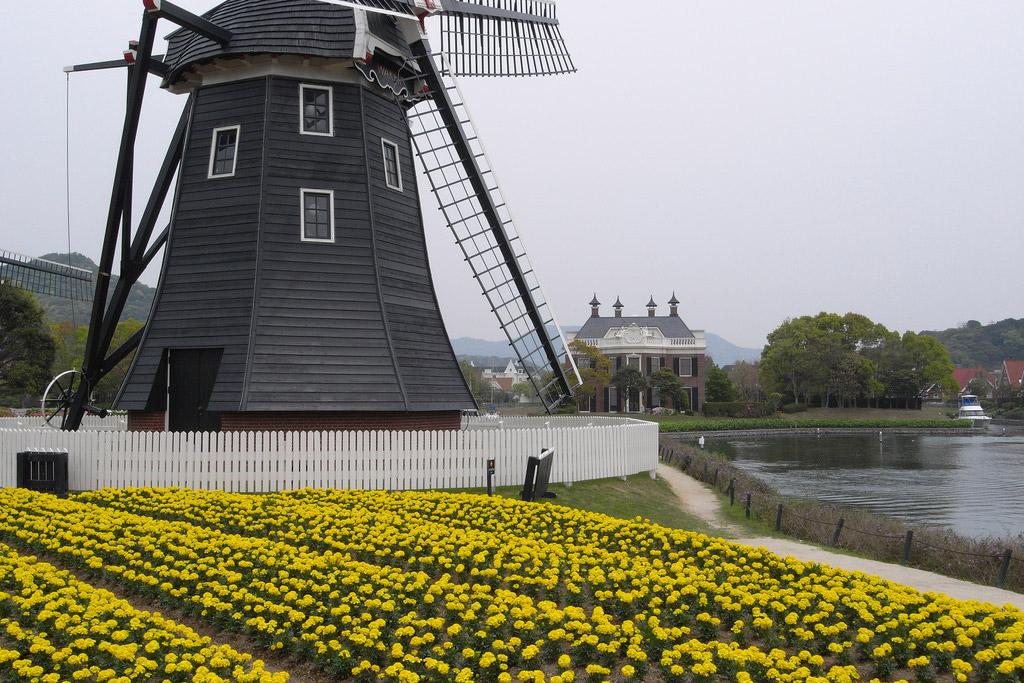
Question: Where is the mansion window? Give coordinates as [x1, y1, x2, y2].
[300, 84, 333, 136]
[300, 189, 335, 243]
[208, 125, 240, 179]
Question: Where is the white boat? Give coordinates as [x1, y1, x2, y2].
[957, 394, 992, 426]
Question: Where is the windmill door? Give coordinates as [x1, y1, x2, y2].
[168, 349, 223, 432]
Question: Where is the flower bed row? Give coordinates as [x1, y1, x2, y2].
[9, 487, 1016, 681]
[0, 541, 285, 683]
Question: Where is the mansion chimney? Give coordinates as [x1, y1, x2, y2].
[590, 293, 601, 318]
[613, 296, 624, 318]
[669, 292, 680, 317]
[647, 295, 657, 318]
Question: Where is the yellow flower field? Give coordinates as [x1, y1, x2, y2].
[0, 487, 1020, 682]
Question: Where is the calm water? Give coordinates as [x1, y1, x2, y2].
[710, 431, 1024, 538]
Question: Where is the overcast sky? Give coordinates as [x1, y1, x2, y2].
[1, 1, 1022, 348]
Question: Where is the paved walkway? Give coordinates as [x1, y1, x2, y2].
[656, 464, 1024, 609]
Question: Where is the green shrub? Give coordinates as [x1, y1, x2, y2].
[704, 401, 774, 418]
[659, 418, 973, 432]
[0, 407, 13, 418]
[781, 402, 808, 414]
[1001, 407, 1024, 420]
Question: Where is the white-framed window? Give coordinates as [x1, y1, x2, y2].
[650, 356, 662, 374]
[207, 125, 240, 179]
[626, 355, 641, 371]
[300, 84, 333, 136]
[381, 138, 403, 191]
[300, 189, 335, 243]
[678, 357, 694, 377]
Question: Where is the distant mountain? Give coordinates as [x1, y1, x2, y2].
[922, 318, 1024, 369]
[451, 332, 762, 366]
[34, 252, 156, 325]
[705, 333, 761, 366]
[451, 337, 514, 358]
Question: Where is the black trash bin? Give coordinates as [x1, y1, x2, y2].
[16, 450, 69, 496]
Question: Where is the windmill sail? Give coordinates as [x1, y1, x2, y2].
[439, 1, 575, 77]
[321, 0, 575, 77]
[0, 250, 93, 302]
[407, 45, 580, 411]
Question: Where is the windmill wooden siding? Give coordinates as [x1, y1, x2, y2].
[118, 75, 475, 429]
[119, 78, 267, 413]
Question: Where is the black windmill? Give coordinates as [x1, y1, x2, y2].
[51, 0, 581, 431]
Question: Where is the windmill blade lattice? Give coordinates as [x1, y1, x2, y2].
[440, 1, 575, 77]
[0, 250, 93, 302]
[408, 49, 580, 410]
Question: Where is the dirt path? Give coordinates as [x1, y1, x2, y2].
[656, 464, 1024, 609]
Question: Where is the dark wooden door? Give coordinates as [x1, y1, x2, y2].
[168, 348, 223, 432]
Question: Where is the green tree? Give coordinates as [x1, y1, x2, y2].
[50, 319, 145, 406]
[759, 316, 822, 404]
[610, 367, 647, 411]
[649, 368, 689, 411]
[459, 360, 485, 403]
[763, 311, 957, 407]
[704, 359, 738, 402]
[0, 283, 57, 405]
[568, 340, 611, 410]
[727, 361, 760, 401]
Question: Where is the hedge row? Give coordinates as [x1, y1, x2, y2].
[659, 418, 973, 432]
[702, 401, 775, 418]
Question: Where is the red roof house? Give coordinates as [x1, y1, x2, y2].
[1002, 360, 1024, 393]
[953, 368, 990, 395]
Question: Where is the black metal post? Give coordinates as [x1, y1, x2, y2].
[831, 518, 845, 547]
[68, 10, 159, 431]
[703, 462, 708, 482]
[902, 530, 914, 565]
[486, 458, 496, 496]
[728, 479, 735, 506]
[95, 100, 191, 365]
[775, 504, 783, 532]
[712, 468, 718, 489]
[997, 549, 1012, 589]
[744, 493, 752, 519]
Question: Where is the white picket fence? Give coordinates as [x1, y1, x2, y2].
[0, 415, 128, 431]
[464, 414, 641, 429]
[0, 420, 658, 493]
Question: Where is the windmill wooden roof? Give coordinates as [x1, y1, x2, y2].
[161, 0, 367, 86]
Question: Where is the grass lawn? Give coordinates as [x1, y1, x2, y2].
[614, 405, 952, 424]
[465, 473, 718, 536]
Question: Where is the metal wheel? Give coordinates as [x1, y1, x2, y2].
[41, 370, 85, 430]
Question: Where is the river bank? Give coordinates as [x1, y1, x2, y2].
[655, 463, 1024, 609]
[658, 437, 1024, 593]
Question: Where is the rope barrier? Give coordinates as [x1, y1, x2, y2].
[912, 539, 1003, 561]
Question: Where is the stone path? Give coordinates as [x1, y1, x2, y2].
[656, 463, 1024, 609]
